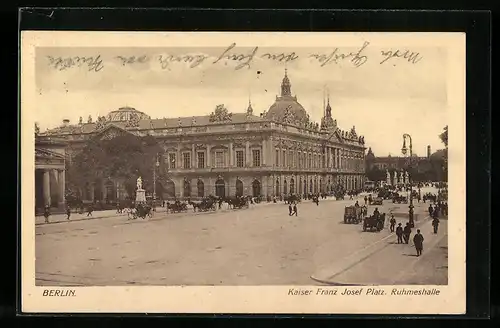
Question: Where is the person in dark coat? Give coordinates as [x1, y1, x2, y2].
[389, 215, 396, 233]
[428, 204, 433, 217]
[43, 205, 50, 223]
[432, 217, 440, 234]
[413, 229, 424, 256]
[288, 203, 293, 216]
[395, 223, 403, 244]
[364, 196, 368, 205]
[87, 204, 93, 217]
[403, 222, 412, 244]
[66, 206, 71, 220]
[292, 203, 298, 216]
[355, 201, 359, 207]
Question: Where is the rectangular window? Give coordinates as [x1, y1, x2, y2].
[236, 150, 244, 167]
[308, 154, 312, 168]
[275, 149, 279, 166]
[289, 150, 293, 167]
[282, 150, 286, 167]
[168, 153, 176, 169]
[252, 149, 261, 167]
[183, 152, 191, 169]
[215, 151, 224, 168]
[197, 152, 205, 169]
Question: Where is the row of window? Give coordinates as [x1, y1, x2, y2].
[165, 150, 262, 169]
[274, 149, 363, 169]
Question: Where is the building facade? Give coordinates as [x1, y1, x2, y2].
[35, 136, 67, 209]
[40, 71, 366, 202]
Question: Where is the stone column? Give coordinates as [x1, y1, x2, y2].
[59, 169, 65, 206]
[192, 144, 196, 168]
[43, 170, 51, 206]
[245, 141, 251, 167]
[207, 145, 211, 168]
[261, 139, 266, 166]
[229, 142, 234, 167]
[176, 146, 181, 169]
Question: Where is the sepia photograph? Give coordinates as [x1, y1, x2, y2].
[21, 32, 465, 314]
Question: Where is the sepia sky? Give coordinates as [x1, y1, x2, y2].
[35, 45, 448, 156]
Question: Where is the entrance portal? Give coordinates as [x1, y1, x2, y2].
[236, 179, 243, 197]
[215, 178, 225, 198]
[252, 179, 261, 197]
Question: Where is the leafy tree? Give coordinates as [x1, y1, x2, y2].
[67, 134, 165, 199]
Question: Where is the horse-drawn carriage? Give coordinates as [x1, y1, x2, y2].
[392, 195, 408, 204]
[371, 197, 383, 205]
[344, 206, 363, 224]
[230, 196, 249, 209]
[166, 200, 189, 213]
[127, 203, 153, 220]
[190, 197, 217, 212]
[363, 212, 386, 232]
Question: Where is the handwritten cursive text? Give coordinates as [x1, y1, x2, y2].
[158, 54, 207, 69]
[47, 55, 104, 72]
[212, 43, 259, 70]
[309, 41, 370, 68]
[380, 49, 423, 65]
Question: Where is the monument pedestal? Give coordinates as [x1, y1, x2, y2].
[135, 188, 146, 203]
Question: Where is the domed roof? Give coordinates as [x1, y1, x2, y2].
[106, 107, 151, 122]
[265, 69, 309, 126]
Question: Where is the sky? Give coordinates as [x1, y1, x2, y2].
[34, 45, 448, 156]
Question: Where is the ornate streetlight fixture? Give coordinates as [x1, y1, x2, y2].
[401, 133, 415, 227]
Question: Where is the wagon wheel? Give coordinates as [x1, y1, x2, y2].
[363, 223, 367, 231]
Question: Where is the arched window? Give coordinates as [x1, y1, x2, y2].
[284, 179, 288, 195]
[236, 179, 244, 197]
[290, 178, 295, 194]
[252, 180, 261, 197]
[275, 178, 280, 196]
[183, 179, 191, 197]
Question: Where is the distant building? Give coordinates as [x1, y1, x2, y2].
[40, 70, 367, 202]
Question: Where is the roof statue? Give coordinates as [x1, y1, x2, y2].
[87, 115, 93, 124]
[349, 126, 358, 139]
[178, 118, 183, 127]
[191, 117, 197, 125]
[209, 104, 233, 123]
[78, 116, 83, 125]
[95, 116, 107, 131]
[35, 122, 40, 136]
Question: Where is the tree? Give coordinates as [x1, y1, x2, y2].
[67, 135, 165, 199]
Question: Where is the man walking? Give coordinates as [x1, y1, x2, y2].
[43, 205, 50, 224]
[389, 215, 396, 233]
[87, 203, 93, 217]
[396, 223, 403, 244]
[413, 229, 424, 256]
[288, 203, 293, 216]
[403, 222, 412, 244]
[66, 206, 71, 220]
[432, 217, 440, 234]
[292, 203, 298, 216]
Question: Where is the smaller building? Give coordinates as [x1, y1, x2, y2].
[35, 136, 66, 209]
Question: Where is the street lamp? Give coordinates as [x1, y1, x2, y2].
[401, 133, 415, 228]
[153, 153, 160, 205]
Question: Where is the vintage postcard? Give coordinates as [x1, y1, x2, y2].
[21, 31, 465, 314]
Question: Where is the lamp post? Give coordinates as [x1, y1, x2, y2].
[401, 133, 415, 228]
[153, 153, 160, 205]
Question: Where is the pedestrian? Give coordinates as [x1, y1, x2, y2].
[428, 204, 433, 217]
[396, 223, 403, 244]
[293, 203, 298, 216]
[403, 222, 412, 244]
[288, 203, 293, 216]
[432, 217, 440, 234]
[364, 196, 368, 205]
[389, 215, 396, 232]
[413, 229, 424, 256]
[355, 201, 359, 207]
[43, 205, 50, 224]
[66, 206, 71, 220]
[87, 204, 93, 217]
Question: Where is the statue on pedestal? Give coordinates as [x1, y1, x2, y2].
[405, 171, 410, 184]
[137, 176, 143, 190]
[135, 176, 146, 203]
[386, 169, 391, 186]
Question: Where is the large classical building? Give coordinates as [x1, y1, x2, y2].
[39, 70, 367, 202]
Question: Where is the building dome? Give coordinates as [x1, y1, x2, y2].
[265, 69, 309, 126]
[105, 107, 151, 122]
